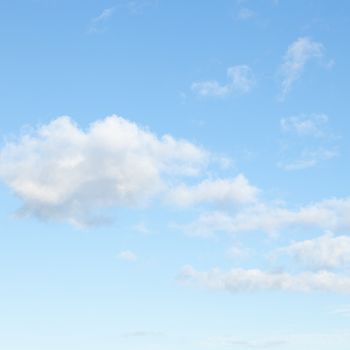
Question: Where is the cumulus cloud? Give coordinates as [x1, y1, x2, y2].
[274, 233, 350, 270]
[181, 265, 350, 293]
[167, 174, 259, 207]
[192, 65, 255, 97]
[183, 198, 350, 236]
[0, 115, 208, 226]
[118, 250, 138, 262]
[280, 37, 325, 98]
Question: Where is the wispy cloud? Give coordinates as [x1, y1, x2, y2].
[237, 8, 256, 20]
[205, 336, 287, 349]
[279, 148, 338, 171]
[279, 37, 325, 99]
[278, 114, 339, 170]
[281, 114, 329, 137]
[89, 7, 115, 33]
[192, 65, 256, 97]
[181, 265, 350, 294]
[182, 198, 350, 237]
[332, 305, 350, 316]
[118, 250, 138, 262]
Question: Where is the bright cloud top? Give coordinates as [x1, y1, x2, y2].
[0, 116, 208, 226]
[280, 37, 325, 98]
[192, 65, 256, 97]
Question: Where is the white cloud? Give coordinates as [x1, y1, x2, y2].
[181, 265, 350, 293]
[183, 198, 350, 236]
[281, 114, 329, 137]
[192, 65, 255, 97]
[275, 233, 350, 270]
[280, 37, 325, 98]
[118, 250, 138, 262]
[167, 174, 259, 207]
[0, 116, 208, 226]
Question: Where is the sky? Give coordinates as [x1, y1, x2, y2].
[0, 1, 350, 349]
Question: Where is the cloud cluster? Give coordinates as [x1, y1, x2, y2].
[0, 116, 208, 226]
[192, 65, 255, 97]
[182, 265, 350, 293]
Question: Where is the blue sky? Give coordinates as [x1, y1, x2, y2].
[1, 1, 350, 349]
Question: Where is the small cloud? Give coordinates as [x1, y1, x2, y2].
[227, 243, 251, 259]
[133, 222, 151, 235]
[89, 7, 115, 33]
[205, 336, 287, 348]
[279, 37, 327, 99]
[278, 114, 339, 171]
[237, 8, 256, 20]
[122, 330, 165, 338]
[280, 114, 329, 138]
[118, 250, 138, 262]
[332, 305, 350, 317]
[192, 65, 256, 97]
[279, 147, 338, 171]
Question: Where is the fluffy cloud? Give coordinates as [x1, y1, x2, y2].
[275, 233, 350, 270]
[280, 37, 324, 98]
[0, 116, 208, 226]
[192, 65, 255, 97]
[167, 174, 259, 207]
[184, 198, 350, 236]
[181, 265, 350, 293]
